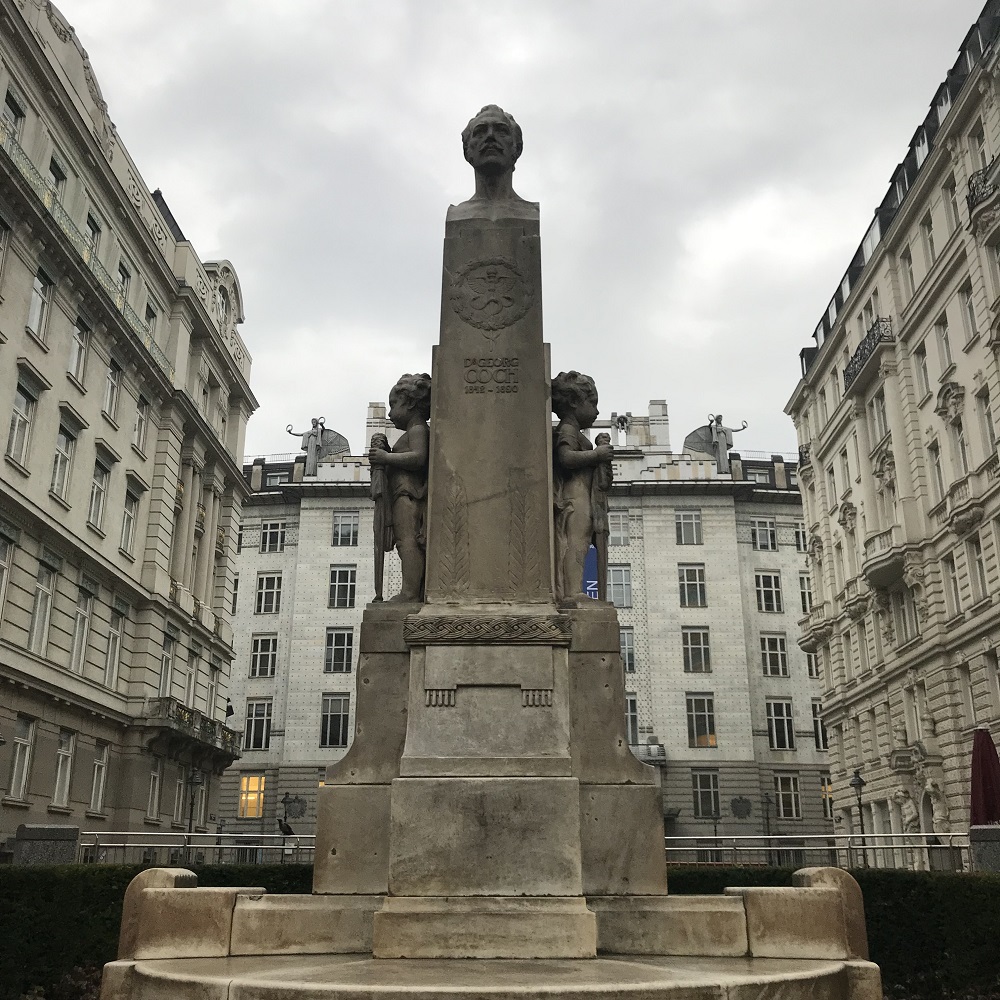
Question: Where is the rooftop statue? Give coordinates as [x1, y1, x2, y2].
[285, 417, 350, 476]
[681, 413, 747, 475]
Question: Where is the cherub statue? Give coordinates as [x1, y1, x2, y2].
[591, 431, 614, 601]
[367, 374, 431, 602]
[370, 433, 393, 602]
[552, 371, 614, 603]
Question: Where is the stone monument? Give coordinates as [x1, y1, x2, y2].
[101, 106, 881, 1000]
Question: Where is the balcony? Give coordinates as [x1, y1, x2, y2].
[968, 156, 1000, 242]
[862, 524, 906, 589]
[844, 317, 893, 394]
[136, 696, 241, 771]
[945, 471, 987, 536]
[797, 601, 834, 653]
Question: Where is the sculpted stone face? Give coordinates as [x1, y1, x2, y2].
[465, 110, 518, 176]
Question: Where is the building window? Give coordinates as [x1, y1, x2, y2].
[206, 664, 219, 718]
[238, 774, 266, 818]
[799, 573, 812, 614]
[686, 693, 716, 748]
[943, 554, 961, 616]
[332, 511, 360, 546]
[944, 176, 961, 232]
[921, 212, 936, 266]
[825, 467, 837, 509]
[678, 564, 707, 607]
[900, 246, 915, 298]
[158, 634, 174, 697]
[231, 575, 239, 615]
[244, 698, 273, 750]
[103, 361, 122, 420]
[26, 270, 52, 341]
[760, 634, 788, 677]
[144, 303, 158, 337]
[869, 391, 889, 442]
[928, 441, 946, 501]
[748, 469, 772, 484]
[767, 700, 795, 750]
[69, 589, 93, 674]
[892, 589, 919, 643]
[89, 742, 108, 813]
[250, 634, 278, 677]
[50, 425, 76, 500]
[972, 120, 990, 169]
[255, 574, 282, 614]
[691, 770, 720, 819]
[146, 758, 161, 819]
[682, 627, 711, 673]
[608, 511, 629, 546]
[619, 627, 635, 672]
[265, 472, 289, 487]
[172, 769, 186, 825]
[821, 771, 833, 820]
[960, 283, 979, 343]
[85, 213, 102, 255]
[68, 319, 89, 383]
[236, 524, 244, 553]
[953, 418, 970, 476]
[750, 518, 777, 550]
[979, 390, 997, 454]
[28, 565, 54, 655]
[88, 462, 110, 529]
[774, 774, 801, 819]
[46, 156, 66, 202]
[0, 537, 12, 620]
[120, 492, 139, 555]
[260, 521, 286, 553]
[9, 716, 34, 800]
[675, 510, 703, 545]
[807, 652, 820, 679]
[755, 572, 783, 613]
[914, 343, 930, 398]
[329, 566, 357, 608]
[320, 693, 350, 748]
[133, 397, 149, 452]
[325, 628, 353, 672]
[608, 566, 632, 607]
[936, 315, 953, 371]
[52, 730, 75, 807]
[7, 384, 36, 466]
[968, 534, 988, 602]
[625, 692, 639, 745]
[116, 261, 131, 302]
[812, 701, 829, 750]
[794, 521, 807, 553]
[1, 90, 25, 140]
[105, 607, 124, 688]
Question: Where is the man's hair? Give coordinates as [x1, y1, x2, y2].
[392, 373, 432, 420]
[551, 371, 597, 420]
[462, 105, 523, 164]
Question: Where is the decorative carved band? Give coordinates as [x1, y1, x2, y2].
[522, 689, 553, 707]
[425, 689, 456, 708]
[404, 614, 571, 646]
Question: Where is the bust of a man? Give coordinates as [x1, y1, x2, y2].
[449, 104, 538, 222]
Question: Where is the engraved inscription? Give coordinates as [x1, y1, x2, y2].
[464, 356, 519, 395]
[448, 256, 534, 342]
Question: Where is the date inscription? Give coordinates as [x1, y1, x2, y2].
[463, 356, 519, 395]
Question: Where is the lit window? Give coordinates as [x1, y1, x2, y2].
[255, 574, 282, 614]
[325, 628, 353, 672]
[691, 770, 720, 818]
[69, 588, 93, 674]
[619, 627, 635, 672]
[28, 565, 54, 655]
[250, 634, 278, 677]
[244, 698, 273, 750]
[750, 518, 777, 551]
[774, 774, 801, 819]
[675, 510, 703, 545]
[760, 634, 788, 677]
[68, 319, 89, 383]
[767, 700, 795, 750]
[608, 566, 632, 608]
[9, 716, 34, 800]
[329, 566, 357, 608]
[260, 521, 286, 553]
[608, 511, 629, 546]
[238, 774, 266, 818]
[686, 693, 716, 748]
[50, 425, 75, 500]
[678, 564, 707, 607]
[88, 462, 110, 529]
[332, 511, 360, 546]
[682, 627, 711, 673]
[52, 730, 75, 806]
[320, 693, 350, 748]
[755, 572, 783, 613]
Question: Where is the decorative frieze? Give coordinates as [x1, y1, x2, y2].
[404, 615, 572, 646]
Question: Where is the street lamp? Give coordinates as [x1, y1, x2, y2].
[187, 770, 205, 834]
[762, 792, 774, 865]
[849, 769, 867, 867]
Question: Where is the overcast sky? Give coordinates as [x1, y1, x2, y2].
[56, 0, 984, 460]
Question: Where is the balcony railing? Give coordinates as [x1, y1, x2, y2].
[864, 524, 900, 558]
[844, 317, 893, 392]
[0, 124, 175, 381]
[968, 157, 998, 212]
[142, 696, 241, 757]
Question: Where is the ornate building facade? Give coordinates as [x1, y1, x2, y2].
[786, 1, 1000, 849]
[0, 0, 255, 853]
[222, 401, 832, 850]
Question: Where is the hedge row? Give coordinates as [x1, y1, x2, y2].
[3, 864, 999, 1000]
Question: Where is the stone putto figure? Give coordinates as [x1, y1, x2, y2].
[368, 374, 431, 602]
[451, 104, 537, 221]
[552, 371, 614, 603]
[590, 431, 614, 602]
[370, 432, 393, 603]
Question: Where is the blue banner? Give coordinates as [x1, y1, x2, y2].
[584, 545, 599, 600]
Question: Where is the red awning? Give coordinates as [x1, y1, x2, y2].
[970, 727, 1000, 826]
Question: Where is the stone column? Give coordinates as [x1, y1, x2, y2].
[171, 460, 195, 582]
[181, 465, 202, 590]
[195, 484, 220, 602]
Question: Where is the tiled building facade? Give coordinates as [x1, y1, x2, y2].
[222, 401, 833, 846]
[0, 0, 255, 852]
[787, 1, 1000, 848]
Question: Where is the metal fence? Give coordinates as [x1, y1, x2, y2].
[664, 832, 970, 872]
[77, 831, 316, 866]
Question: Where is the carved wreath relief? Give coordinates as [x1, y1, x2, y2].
[449, 256, 534, 344]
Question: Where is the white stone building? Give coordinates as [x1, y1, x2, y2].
[0, 0, 255, 855]
[223, 401, 833, 849]
[786, 1, 1000, 848]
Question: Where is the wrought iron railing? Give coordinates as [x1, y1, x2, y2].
[968, 157, 998, 212]
[0, 123, 175, 381]
[142, 696, 241, 756]
[844, 317, 893, 391]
